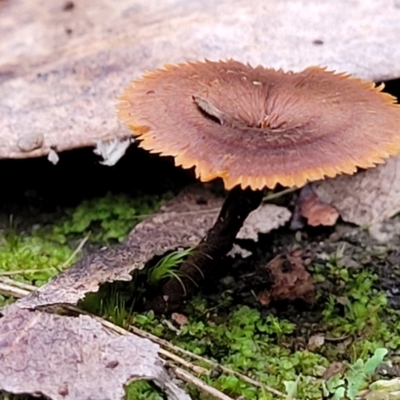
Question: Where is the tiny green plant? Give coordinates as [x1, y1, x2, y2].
[52, 192, 172, 243]
[324, 348, 388, 400]
[147, 247, 193, 287]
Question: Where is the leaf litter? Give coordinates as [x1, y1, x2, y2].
[0, 184, 292, 400]
[0, 304, 190, 400]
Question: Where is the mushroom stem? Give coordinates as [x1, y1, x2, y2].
[146, 187, 264, 313]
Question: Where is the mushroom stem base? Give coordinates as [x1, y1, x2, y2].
[146, 186, 264, 313]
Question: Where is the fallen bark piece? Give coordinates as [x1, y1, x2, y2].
[312, 154, 400, 226]
[16, 185, 290, 309]
[0, 304, 190, 400]
[3, 0, 400, 160]
[16, 186, 221, 309]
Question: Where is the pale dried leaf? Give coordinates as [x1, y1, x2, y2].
[367, 378, 400, 400]
[0, 304, 190, 400]
[47, 148, 60, 165]
[307, 334, 325, 351]
[237, 204, 291, 240]
[312, 155, 400, 226]
[2, 0, 400, 159]
[227, 244, 253, 258]
[94, 138, 133, 166]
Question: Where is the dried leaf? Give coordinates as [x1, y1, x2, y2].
[0, 304, 190, 400]
[2, 0, 400, 159]
[171, 313, 189, 327]
[323, 362, 345, 381]
[237, 204, 291, 240]
[257, 255, 315, 307]
[307, 334, 325, 351]
[16, 185, 290, 309]
[94, 138, 133, 166]
[312, 154, 400, 226]
[300, 192, 339, 227]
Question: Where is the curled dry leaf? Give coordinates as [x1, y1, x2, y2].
[2, 0, 400, 159]
[257, 255, 315, 307]
[0, 304, 190, 400]
[16, 185, 289, 309]
[300, 192, 339, 227]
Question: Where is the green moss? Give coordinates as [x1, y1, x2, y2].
[52, 192, 172, 243]
[0, 192, 170, 306]
[125, 380, 164, 400]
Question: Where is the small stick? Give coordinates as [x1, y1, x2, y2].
[60, 235, 90, 270]
[0, 280, 292, 399]
[0, 277, 37, 291]
[0, 283, 29, 298]
[263, 186, 297, 202]
[171, 366, 235, 400]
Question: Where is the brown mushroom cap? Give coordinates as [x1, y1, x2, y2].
[117, 60, 400, 190]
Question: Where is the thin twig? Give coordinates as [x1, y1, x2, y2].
[159, 349, 208, 375]
[130, 325, 290, 398]
[0, 269, 57, 276]
[0, 277, 37, 292]
[262, 187, 298, 202]
[0, 283, 29, 298]
[171, 366, 235, 400]
[59, 235, 90, 270]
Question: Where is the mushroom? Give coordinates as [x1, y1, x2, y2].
[117, 59, 400, 311]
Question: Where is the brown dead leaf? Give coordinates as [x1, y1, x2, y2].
[322, 361, 345, 381]
[257, 255, 315, 307]
[300, 192, 339, 227]
[2, 0, 400, 159]
[16, 185, 290, 309]
[0, 304, 190, 400]
[312, 154, 400, 226]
